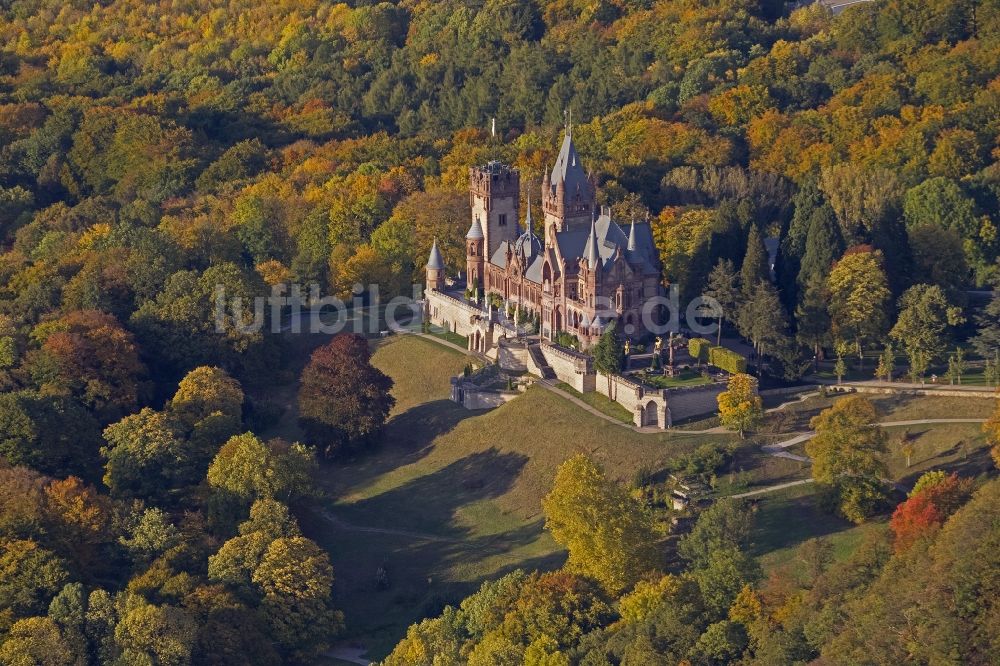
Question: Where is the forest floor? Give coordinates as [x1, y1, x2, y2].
[273, 333, 997, 660]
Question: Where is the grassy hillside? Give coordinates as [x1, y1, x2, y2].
[305, 334, 734, 656]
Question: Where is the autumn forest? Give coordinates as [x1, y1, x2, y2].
[1, 0, 1000, 664]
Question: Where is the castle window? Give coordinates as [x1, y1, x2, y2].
[498, 213, 507, 226]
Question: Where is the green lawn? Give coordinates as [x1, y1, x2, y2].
[753, 483, 887, 574]
[304, 335, 733, 658]
[425, 326, 468, 348]
[554, 382, 634, 424]
[713, 448, 811, 497]
[760, 392, 994, 436]
[750, 392, 996, 573]
[633, 369, 714, 389]
[882, 422, 995, 488]
[276, 335, 996, 657]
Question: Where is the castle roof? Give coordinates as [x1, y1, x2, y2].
[550, 213, 659, 274]
[466, 216, 484, 240]
[549, 132, 589, 194]
[426, 238, 444, 270]
[485, 212, 657, 280]
[513, 202, 542, 263]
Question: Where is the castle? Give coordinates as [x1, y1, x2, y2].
[425, 129, 662, 353]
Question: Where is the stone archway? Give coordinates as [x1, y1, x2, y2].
[642, 400, 659, 427]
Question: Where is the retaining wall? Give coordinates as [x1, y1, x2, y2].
[426, 290, 484, 338]
[831, 384, 995, 399]
[540, 342, 594, 392]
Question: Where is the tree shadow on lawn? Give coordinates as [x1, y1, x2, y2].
[324, 399, 481, 497]
[896, 444, 995, 489]
[303, 453, 563, 658]
[750, 490, 854, 557]
[869, 392, 919, 416]
[332, 447, 530, 538]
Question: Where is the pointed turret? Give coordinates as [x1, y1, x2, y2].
[525, 200, 533, 237]
[627, 218, 637, 252]
[466, 216, 485, 290]
[584, 214, 600, 270]
[466, 216, 484, 240]
[426, 238, 444, 270]
[425, 238, 446, 291]
[550, 132, 588, 193]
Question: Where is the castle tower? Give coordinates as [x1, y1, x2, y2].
[542, 128, 595, 236]
[425, 238, 446, 291]
[469, 161, 519, 261]
[466, 216, 485, 290]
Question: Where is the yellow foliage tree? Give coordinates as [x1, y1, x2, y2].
[708, 85, 775, 126]
[542, 455, 659, 595]
[717, 373, 763, 438]
[827, 249, 891, 365]
[806, 396, 889, 523]
[652, 207, 714, 288]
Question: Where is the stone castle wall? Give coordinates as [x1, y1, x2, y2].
[539, 342, 594, 392]
[426, 290, 481, 337]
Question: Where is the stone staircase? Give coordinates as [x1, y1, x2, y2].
[527, 344, 556, 380]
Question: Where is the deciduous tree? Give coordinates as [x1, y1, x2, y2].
[806, 396, 889, 523]
[542, 455, 659, 595]
[297, 334, 394, 456]
[717, 373, 763, 438]
[827, 248, 891, 366]
[889, 284, 964, 365]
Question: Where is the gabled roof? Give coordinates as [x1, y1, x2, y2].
[552, 212, 659, 273]
[490, 240, 510, 268]
[525, 255, 544, 283]
[426, 238, 444, 270]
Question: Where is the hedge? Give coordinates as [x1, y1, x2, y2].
[688, 337, 712, 363]
[708, 345, 747, 374]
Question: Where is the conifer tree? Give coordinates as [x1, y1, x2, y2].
[592, 321, 624, 394]
[740, 224, 769, 296]
[704, 260, 739, 345]
[795, 274, 831, 368]
[797, 205, 844, 288]
[777, 181, 825, 312]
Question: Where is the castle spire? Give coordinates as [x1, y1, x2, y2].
[525, 199, 533, 236]
[627, 218, 637, 252]
[585, 214, 600, 270]
[426, 238, 444, 270]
